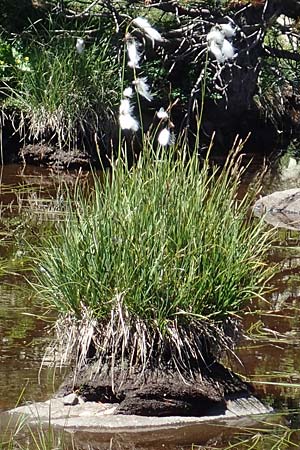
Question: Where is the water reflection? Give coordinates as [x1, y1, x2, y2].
[0, 165, 73, 412]
[0, 280, 64, 411]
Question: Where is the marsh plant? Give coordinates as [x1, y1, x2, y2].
[0, 420, 69, 450]
[2, 30, 120, 151]
[2, 13, 274, 382]
[32, 134, 274, 378]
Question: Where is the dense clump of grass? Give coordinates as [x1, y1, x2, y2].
[2, 32, 119, 150]
[33, 140, 274, 375]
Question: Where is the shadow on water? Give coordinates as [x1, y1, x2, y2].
[1, 153, 300, 448]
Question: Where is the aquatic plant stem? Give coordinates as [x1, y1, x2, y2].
[117, 32, 128, 160]
[132, 66, 145, 140]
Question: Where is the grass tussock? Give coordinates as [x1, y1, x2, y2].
[33, 139, 274, 376]
[2, 33, 120, 150]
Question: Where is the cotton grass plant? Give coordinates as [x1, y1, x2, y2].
[32, 135, 274, 378]
[2, 32, 120, 150]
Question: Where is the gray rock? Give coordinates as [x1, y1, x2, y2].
[63, 393, 79, 406]
[254, 188, 300, 230]
[7, 394, 272, 433]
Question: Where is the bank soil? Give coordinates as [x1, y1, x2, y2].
[19, 144, 94, 169]
[57, 360, 253, 417]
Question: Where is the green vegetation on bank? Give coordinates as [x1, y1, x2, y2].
[1, 29, 120, 150]
[0, 0, 299, 158]
[32, 138, 274, 373]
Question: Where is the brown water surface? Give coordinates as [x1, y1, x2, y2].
[0, 165, 74, 411]
[1, 155, 300, 448]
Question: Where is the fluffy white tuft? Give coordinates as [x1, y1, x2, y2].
[207, 23, 237, 63]
[220, 22, 236, 39]
[123, 87, 133, 98]
[133, 77, 153, 102]
[119, 98, 139, 132]
[126, 39, 141, 69]
[221, 39, 235, 60]
[158, 128, 171, 146]
[76, 38, 85, 54]
[132, 17, 163, 42]
[157, 107, 168, 120]
[207, 28, 224, 45]
[208, 40, 224, 63]
[119, 98, 132, 115]
[119, 113, 139, 132]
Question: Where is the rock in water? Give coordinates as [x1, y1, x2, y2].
[254, 188, 300, 230]
[62, 393, 79, 406]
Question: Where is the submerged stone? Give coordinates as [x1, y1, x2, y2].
[6, 347, 272, 433]
[8, 394, 272, 432]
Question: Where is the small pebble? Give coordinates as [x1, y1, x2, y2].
[63, 393, 79, 406]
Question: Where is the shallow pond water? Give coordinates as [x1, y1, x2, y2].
[1, 153, 300, 448]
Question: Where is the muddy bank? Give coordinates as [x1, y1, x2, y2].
[5, 348, 273, 437]
[1, 102, 299, 170]
[19, 144, 95, 170]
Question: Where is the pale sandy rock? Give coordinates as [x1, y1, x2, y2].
[7, 394, 271, 433]
[254, 188, 300, 230]
[63, 393, 79, 406]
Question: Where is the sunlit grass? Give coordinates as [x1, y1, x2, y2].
[223, 422, 300, 450]
[0, 420, 70, 450]
[2, 30, 120, 150]
[0, 388, 69, 450]
[31, 136, 275, 376]
[190, 416, 300, 450]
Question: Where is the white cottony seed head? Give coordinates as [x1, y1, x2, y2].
[119, 98, 132, 115]
[208, 40, 225, 63]
[207, 22, 237, 63]
[119, 98, 139, 132]
[221, 39, 235, 60]
[133, 77, 153, 102]
[126, 38, 141, 69]
[157, 107, 168, 120]
[132, 17, 163, 42]
[220, 22, 236, 39]
[123, 87, 133, 98]
[207, 28, 224, 46]
[158, 128, 171, 146]
[119, 113, 139, 132]
[76, 38, 85, 54]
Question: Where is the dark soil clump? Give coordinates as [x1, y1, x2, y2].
[57, 361, 252, 417]
[20, 144, 94, 169]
